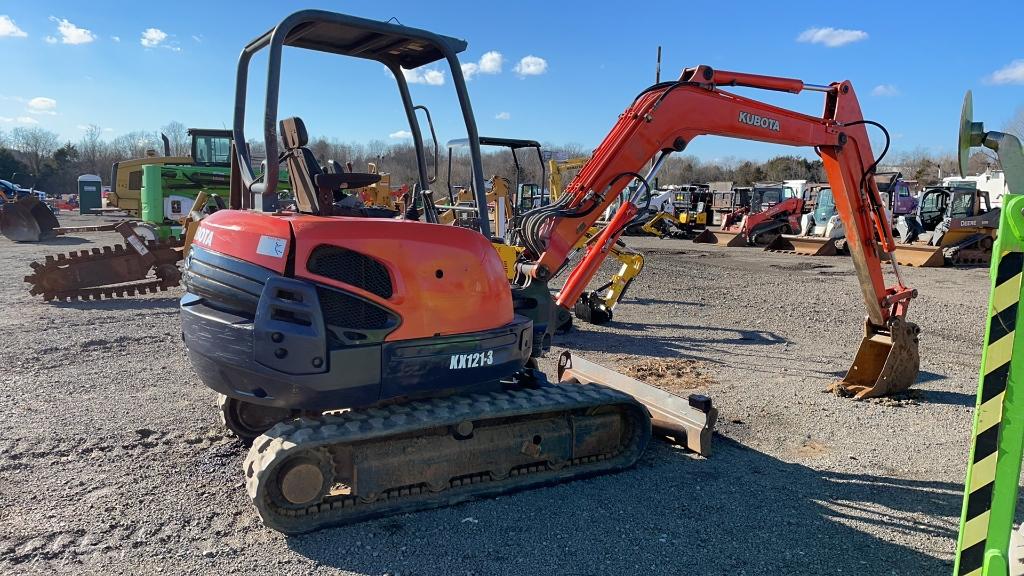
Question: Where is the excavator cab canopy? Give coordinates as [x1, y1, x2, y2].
[445, 136, 547, 215]
[231, 10, 491, 234]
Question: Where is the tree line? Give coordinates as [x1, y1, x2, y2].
[0, 116, 1015, 197]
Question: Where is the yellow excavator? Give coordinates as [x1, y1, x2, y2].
[545, 156, 645, 324]
[549, 157, 589, 201]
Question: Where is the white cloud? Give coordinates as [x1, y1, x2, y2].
[111, 35, 120, 42]
[389, 130, 412, 139]
[495, 112, 511, 120]
[103, 127, 113, 132]
[0, 115, 37, 125]
[402, 67, 445, 86]
[49, 16, 96, 45]
[479, 51, 502, 74]
[462, 50, 504, 80]
[27, 97, 57, 115]
[796, 27, 867, 48]
[192, 34, 203, 43]
[987, 60, 1024, 85]
[514, 55, 548, 77]
[871, 84, 900, 97]
[0, 15, 28, 38]
[44, 36, 57, 44]
[140, 27, 168, 48]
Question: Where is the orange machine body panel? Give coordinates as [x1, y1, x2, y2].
[193, 210, 515, 341]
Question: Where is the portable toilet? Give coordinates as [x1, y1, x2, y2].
[78, 174, 102, 214]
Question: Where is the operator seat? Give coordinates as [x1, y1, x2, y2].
[279, 116, 380, 216]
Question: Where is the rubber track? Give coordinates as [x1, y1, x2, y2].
[24, 237, 184, 301]
[245, 384, 651, 534]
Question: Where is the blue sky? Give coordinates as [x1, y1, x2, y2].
[0, 0, 1022, 161]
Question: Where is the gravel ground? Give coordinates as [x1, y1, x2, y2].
[0, 215, 1014, 575]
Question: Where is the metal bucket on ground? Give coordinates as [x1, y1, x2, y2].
[692, 228, 747, 246]
[891, 244, 945, 267]
[764, 235, 839, 256]
[836, 317, 921, 399]
[0, 196, 60, 242]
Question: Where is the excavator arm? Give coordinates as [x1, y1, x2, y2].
[519, 65, 920, 398]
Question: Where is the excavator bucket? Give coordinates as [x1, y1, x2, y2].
[835, 318, 921, 399]
[691, 228, 747, 247]
[1, 196, 60, 242]
[891, 244, 945, 267]
[764, 234, 838, 256]
[557, 351, 718, 455]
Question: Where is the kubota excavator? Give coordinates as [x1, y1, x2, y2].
[514, 64, 921, 401]
[179, 10, 918, 534]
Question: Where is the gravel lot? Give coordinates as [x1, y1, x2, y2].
[0, 214, 1012, 575]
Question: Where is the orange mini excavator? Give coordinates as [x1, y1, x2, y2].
[180, 10, 918, 533]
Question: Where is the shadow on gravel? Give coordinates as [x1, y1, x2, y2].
[50, 296, 180, 311]
[629, 298, 704, 307]
[558, 321, 786, 361]
[916, 370, 947, 383]
[922, 390, 976, 407]
[283, 437, 959, 576]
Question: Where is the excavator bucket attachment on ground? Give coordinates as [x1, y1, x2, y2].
[764, 234, 838, 256]
[891, 244, 945, 267]
[557, 351, 717, 455]
[833, 317, 920, 399]
[1, 196, 60, 242]
[691, 228, 747, 247]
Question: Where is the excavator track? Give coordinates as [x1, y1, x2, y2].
[24, 237, 184, 301]
[245, 384, 651, 534]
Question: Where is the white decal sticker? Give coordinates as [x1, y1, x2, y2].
[256, 235, 288, 258]
[449, 350, 495, 369]
[194, 226, 214, 247]
[126, 236, 149, 256]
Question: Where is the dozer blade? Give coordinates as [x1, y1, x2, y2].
[836, 317, 920, 399]
[891, 244, 945, 267]
[764, 235, 838, 256]
[557, 351, 717, 455]
[0, 196, 60, 242]
[691, 228, 747, 247]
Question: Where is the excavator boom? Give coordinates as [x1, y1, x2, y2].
[521, 65, 919, 397]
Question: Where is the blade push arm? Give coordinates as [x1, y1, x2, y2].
[528, 65, 914, 327]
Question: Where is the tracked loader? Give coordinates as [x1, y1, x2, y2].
[693, 182, 804, 246]
[764, 184, 840, 256]
[180, 9, 921, 534]
[894, 182, 999, 267]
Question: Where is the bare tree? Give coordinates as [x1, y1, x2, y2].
[10, 126, 60, 176]
[1005, 106, 1024, 142]
[111, 130, 159, 159]
[77, 124, 107, 177]
[161, 121, 190, 156]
